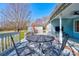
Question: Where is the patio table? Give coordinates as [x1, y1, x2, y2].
[24, 35, 57, 56]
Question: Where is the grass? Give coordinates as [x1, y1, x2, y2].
[0, 30, 27, 40]
[20, 30, 27, 40]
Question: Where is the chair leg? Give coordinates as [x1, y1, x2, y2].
[10, 35, 20, 56]
[58, 33, 69, 56]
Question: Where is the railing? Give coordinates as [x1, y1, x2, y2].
[0, 32, 20, 54]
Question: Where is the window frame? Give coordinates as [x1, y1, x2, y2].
[73, 19, 79, 33]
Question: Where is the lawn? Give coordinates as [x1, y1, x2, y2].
[20, 30, 27, 40]
[0, 30, 27, 41]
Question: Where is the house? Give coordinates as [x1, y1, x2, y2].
[31, 17, 51, 34]
[46, 3, 79, 43]
[42, 3, 79, 55]
[31, 19, 44, 34]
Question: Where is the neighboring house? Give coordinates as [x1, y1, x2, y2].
[47, 3, 79, 43]
[31, 17, 50, 34]
[27, 26, 34, 33]
[35, 26, 43, 34]
[31, 19, 44, 34]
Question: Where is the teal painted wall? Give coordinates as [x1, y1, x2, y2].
[51, 18, 79, 43]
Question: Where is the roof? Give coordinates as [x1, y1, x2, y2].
[45, 3, 71, 27]
[32, 16, 50, 27]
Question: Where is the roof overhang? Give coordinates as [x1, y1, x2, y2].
[50, 3, 72, 21]
[45, 3, 71, 27]
[50, 3, 79, 21]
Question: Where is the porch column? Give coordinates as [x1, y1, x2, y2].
[59, 15, 63, 44]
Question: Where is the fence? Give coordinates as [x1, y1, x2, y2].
[0, 32, 20, 54]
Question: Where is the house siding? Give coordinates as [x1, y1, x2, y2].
[51, 18, 79, 43]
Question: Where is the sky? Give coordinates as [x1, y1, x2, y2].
[30, 3, 57, 20]
[0, 3, 57, 21]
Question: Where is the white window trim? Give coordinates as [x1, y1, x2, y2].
[73, 19, 79, 33]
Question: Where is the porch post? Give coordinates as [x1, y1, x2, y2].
[59, 15, 62, 44]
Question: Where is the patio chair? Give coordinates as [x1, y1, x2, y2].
[57, 32, 69, 56]
[10, 35, 39, 56]
[10, 35, 20, 56]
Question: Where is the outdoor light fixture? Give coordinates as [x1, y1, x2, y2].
[73, 11, 79, 15]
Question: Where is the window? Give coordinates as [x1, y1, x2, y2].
[74, 20, 79, 32]
[55, 26, 64, 32]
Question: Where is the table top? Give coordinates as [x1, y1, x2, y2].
[26, 35, 54, 42]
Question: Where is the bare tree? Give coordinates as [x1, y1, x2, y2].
[0, 3, 31, 31]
